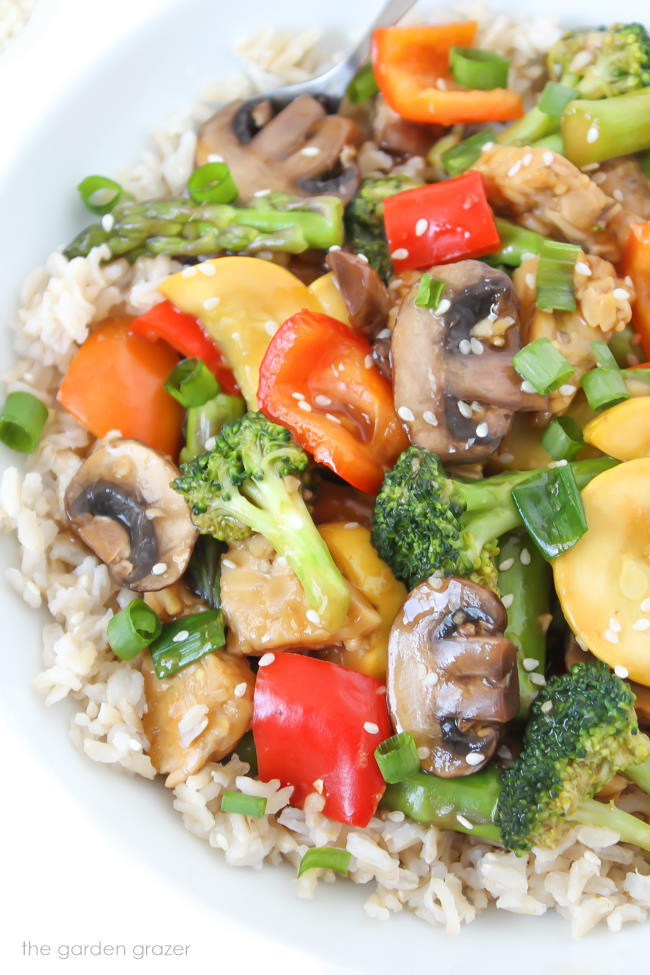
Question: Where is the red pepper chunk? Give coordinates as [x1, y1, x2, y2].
[253, 654, 392, 827]
[383, 171, 501, 274]
[258, 311, 408, 494]
[130, 300, 239, 395]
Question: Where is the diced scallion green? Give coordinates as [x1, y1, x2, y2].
[149, 610, 226, 679]
[414, 273, 445, 310]
[165, 358, 220, 408]
[512, 337, 574, 394]
[220, 791, 267, 817]
[511, 464, 588, 560]
[375, 732, 420, 783]
[297, 847, 351, 878]
[0, 392, 48, 453]
[536, 240, 580, 312]
[107, 599, 161, 661]
[541, 416, 584, 461]
[449, 47, 509, 90]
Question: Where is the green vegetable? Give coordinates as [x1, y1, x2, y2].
[414, 273, 445, 309]
[229, 730, 258, 776]
[180, 392, 246, 464]
[164, 358, 220, 408]
[385, 665, 650, 854]
[591, 338, 619, 369]
[370, 446, 612, 592]
[536, 241, 580, 312]
[511, 464, 587, 560]
[562, 87, 650, 167]
[221, 791, 267, 817]
[64, 192, 344, 261]
[107, 599, 162, 661]
[489, 218, 546, 268]
[297, 848, 351, 877]
[541, 416, 584, 461]
[440, 127, 496, 177]
[497, 532, 551, 717]
[77, 174, 126, 215]
[185, 535, 226, 611]
[513, 337, 575, 394]
[346, 62, 379, 103]
[187, 162, 238, 205]
[538, 81, 579, 117]
[641, 151, 650, 179]
[0, 392, 48, 453]
[581, 367, 630, 411]
[375, 732, 420, 784]
[149, 610, 226, 679]
[530, 132, 565, 154]
[345, 175, 422, 280]
[172, 412, 350, 631]
[449, 47, 509, 90]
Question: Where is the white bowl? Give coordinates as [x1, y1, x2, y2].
[0, 1, 647, 970]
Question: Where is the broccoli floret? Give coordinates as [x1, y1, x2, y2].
[496, 663, 650, 853]
[173, 412, 350, 632]
[371, 447, 609, 592]
[345, 175, 421, 280]
[549, 23, 650, 99]
[384, 664, 650, 855]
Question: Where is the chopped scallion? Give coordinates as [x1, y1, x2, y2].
[188, 162, 238, 205]
[541, 416, 584, 461]
[449, 47, 509, 90]
[590, 339, 618, 370]
[346, 62, 379, 104]
[220, 791, 267, 817]
[538, 81, 579, 119]
[165, 358, 220, 408]
[491, 218, 545, 268]
[0, 392, 48, 453]
[107, 599, 161, 661]
[581, 367, 629, 411]
[149, 610, 226, 679]
[77, 175, 125, 215]
[441, 127, 496, 177]
[513, 337, 574, 394]
[375, 732, 420, 784]
[414, 273, 445, 309]
[297, 847, 351, 878]
[511, 464, 588, 560]
[536, 240, 580, 312]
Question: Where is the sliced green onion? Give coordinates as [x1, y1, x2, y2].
[164, 358, 220, 408]
[77, 175, 124, 215]
[0, 392, 48, 453]
[513, 337, 574, 394]
[538, 82, 579, 119]
[531, 132, 565, 155]
[180, 393, 246, 463]
[188, 163, 238, 205]
[375, 732, 420, 784]
[449, 47, 509, 91]
[581, 367, 629, 411]
[541, 416, 584, 461]
[149, 610, 226, 679]
[414, 273, 445, 310]
[512, 464, 587, 560]
[107, 599, 162, 661]
[441, 127, 496, 177]
[220, 791, 267, 817]
[536, 240, 580, 312]
[590, 339, 618, 370]
[346, 62, 379, 104]
[297, 847, 351, 878]
[641, 151, 650, 179]
[491, 218, 545, 268]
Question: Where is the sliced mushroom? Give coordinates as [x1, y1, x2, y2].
[196, 96, 362, 203]
[64, 439, 196, 591]
[391, 260, 548, 463]
[387, 577, 519, 777]
[372, 96, 437, 159]
[325, 251, 391, 338]
[565, 634, 650, 728]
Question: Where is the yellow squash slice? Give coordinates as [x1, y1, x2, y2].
[307, 272, 350, 325]
[583, 397, 650, 461]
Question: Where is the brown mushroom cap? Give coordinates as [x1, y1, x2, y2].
[64, 439, 196, 592]
[387, 577, 520, 777]
[196, 96, 361, 203]
[391, 260, 548, 463]
[325, 250, 391, 338]
[565, 634, 650, 728]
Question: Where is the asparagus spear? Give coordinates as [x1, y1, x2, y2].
[64, 192, 344, 261]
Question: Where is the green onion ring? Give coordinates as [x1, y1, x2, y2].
[513, 337, 575, 395]
[165, 358, 220, 408]
[107, 600, 162, 662]
[346, 62, 379, 104]
[77, 175, 125, 215]
[188, 163, 238, 204]
[375, 732, 420, 784]
[449, 47, 510, 91]
[0, 392, 48, 453]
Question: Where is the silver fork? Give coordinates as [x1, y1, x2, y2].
[241, 0, 416, 106]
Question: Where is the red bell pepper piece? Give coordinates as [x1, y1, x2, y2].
[252, 654, 392, 827]
[130, 300, 239, 395]
[383, 171, 501, 274]
[624, 223, 650, 360]
[257, 311, 408, 494]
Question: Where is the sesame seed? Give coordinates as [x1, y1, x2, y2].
[417, 746, 430, 759]
[258, 653, 275, 667]
[482, 142, 494, 152]
[377, 329, 391, 340]
[234, 682, 247, 698]
[291, 391, 305, 400]
[151, 562, 167, 575]
[391, 248, 409, 261]
[253, 188, 271, 197]
[465, 753, 485, 766]
[613, 288, 630, 301]
[181, 265, 198, 278]
[520, 379, 537, 394]
[314, 394, 331, 407]
[575, 262, 591, 276]
[376, 685, 386, 695]
[541, 700, 553, 714]
[364, 722, 380, 735]
[470, 338, 484, 355]
[633, 618, 650, 631]
[208, 153, 224, 163]
[613, 189, 624, 203]
[357, 253, 369, 264]
[328, 244, 341, 252]
[586, 125, 599, 144]
[203, 297, 220, 310]
[422, 411, 438, 426]
[497, 746, 512, 761]
[499, 558, 515, 571]
[558, 384, 576, 396]
[222, 558, 236, 569]
[198, 263, 216, 276]
[501, 593, 514, 609]
[300, 145, 321, 156]
[305, 610, 321, 625]
[526, 273, 536, 289]
[297, 400, 312, 412]
[398, 406, 415, 422]
[476, 422, 489, 439]
[592, 171, 607, 183]
[264, 320, 277, 336]
[415, 218, 429, 237]
[614, 665, 629, 679]
[543, 151, 554, 166]
[520, 548, 531, 566]
[507, 161, 522, 177]
[387, 810, 405, 822]
[172, 629, 190, 643]
[325, 413, 341, 424]
[436, 77, 447, 90]
[459, 339, 471, 355]
[457, 400, 473, 419]
[101, 213, 114, 232]
[641, 598, 650, 612]
[313, 778, 324, 794]
[344, 522, 359, 530]
[456, 815, 474, 830]
[609, 617, 622, 633]
[529, 673, 546, 686]
[437, 298, 451, 314]
[424, 671, 439, 687]
[522, 152, 533, 167]
[522, 658, 540, 672]
[364, 354, 373, 369]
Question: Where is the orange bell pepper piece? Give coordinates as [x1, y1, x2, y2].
[624, 223, 650, 360]
[57, 316, 183, 457]
[372, 23, 523, 126]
